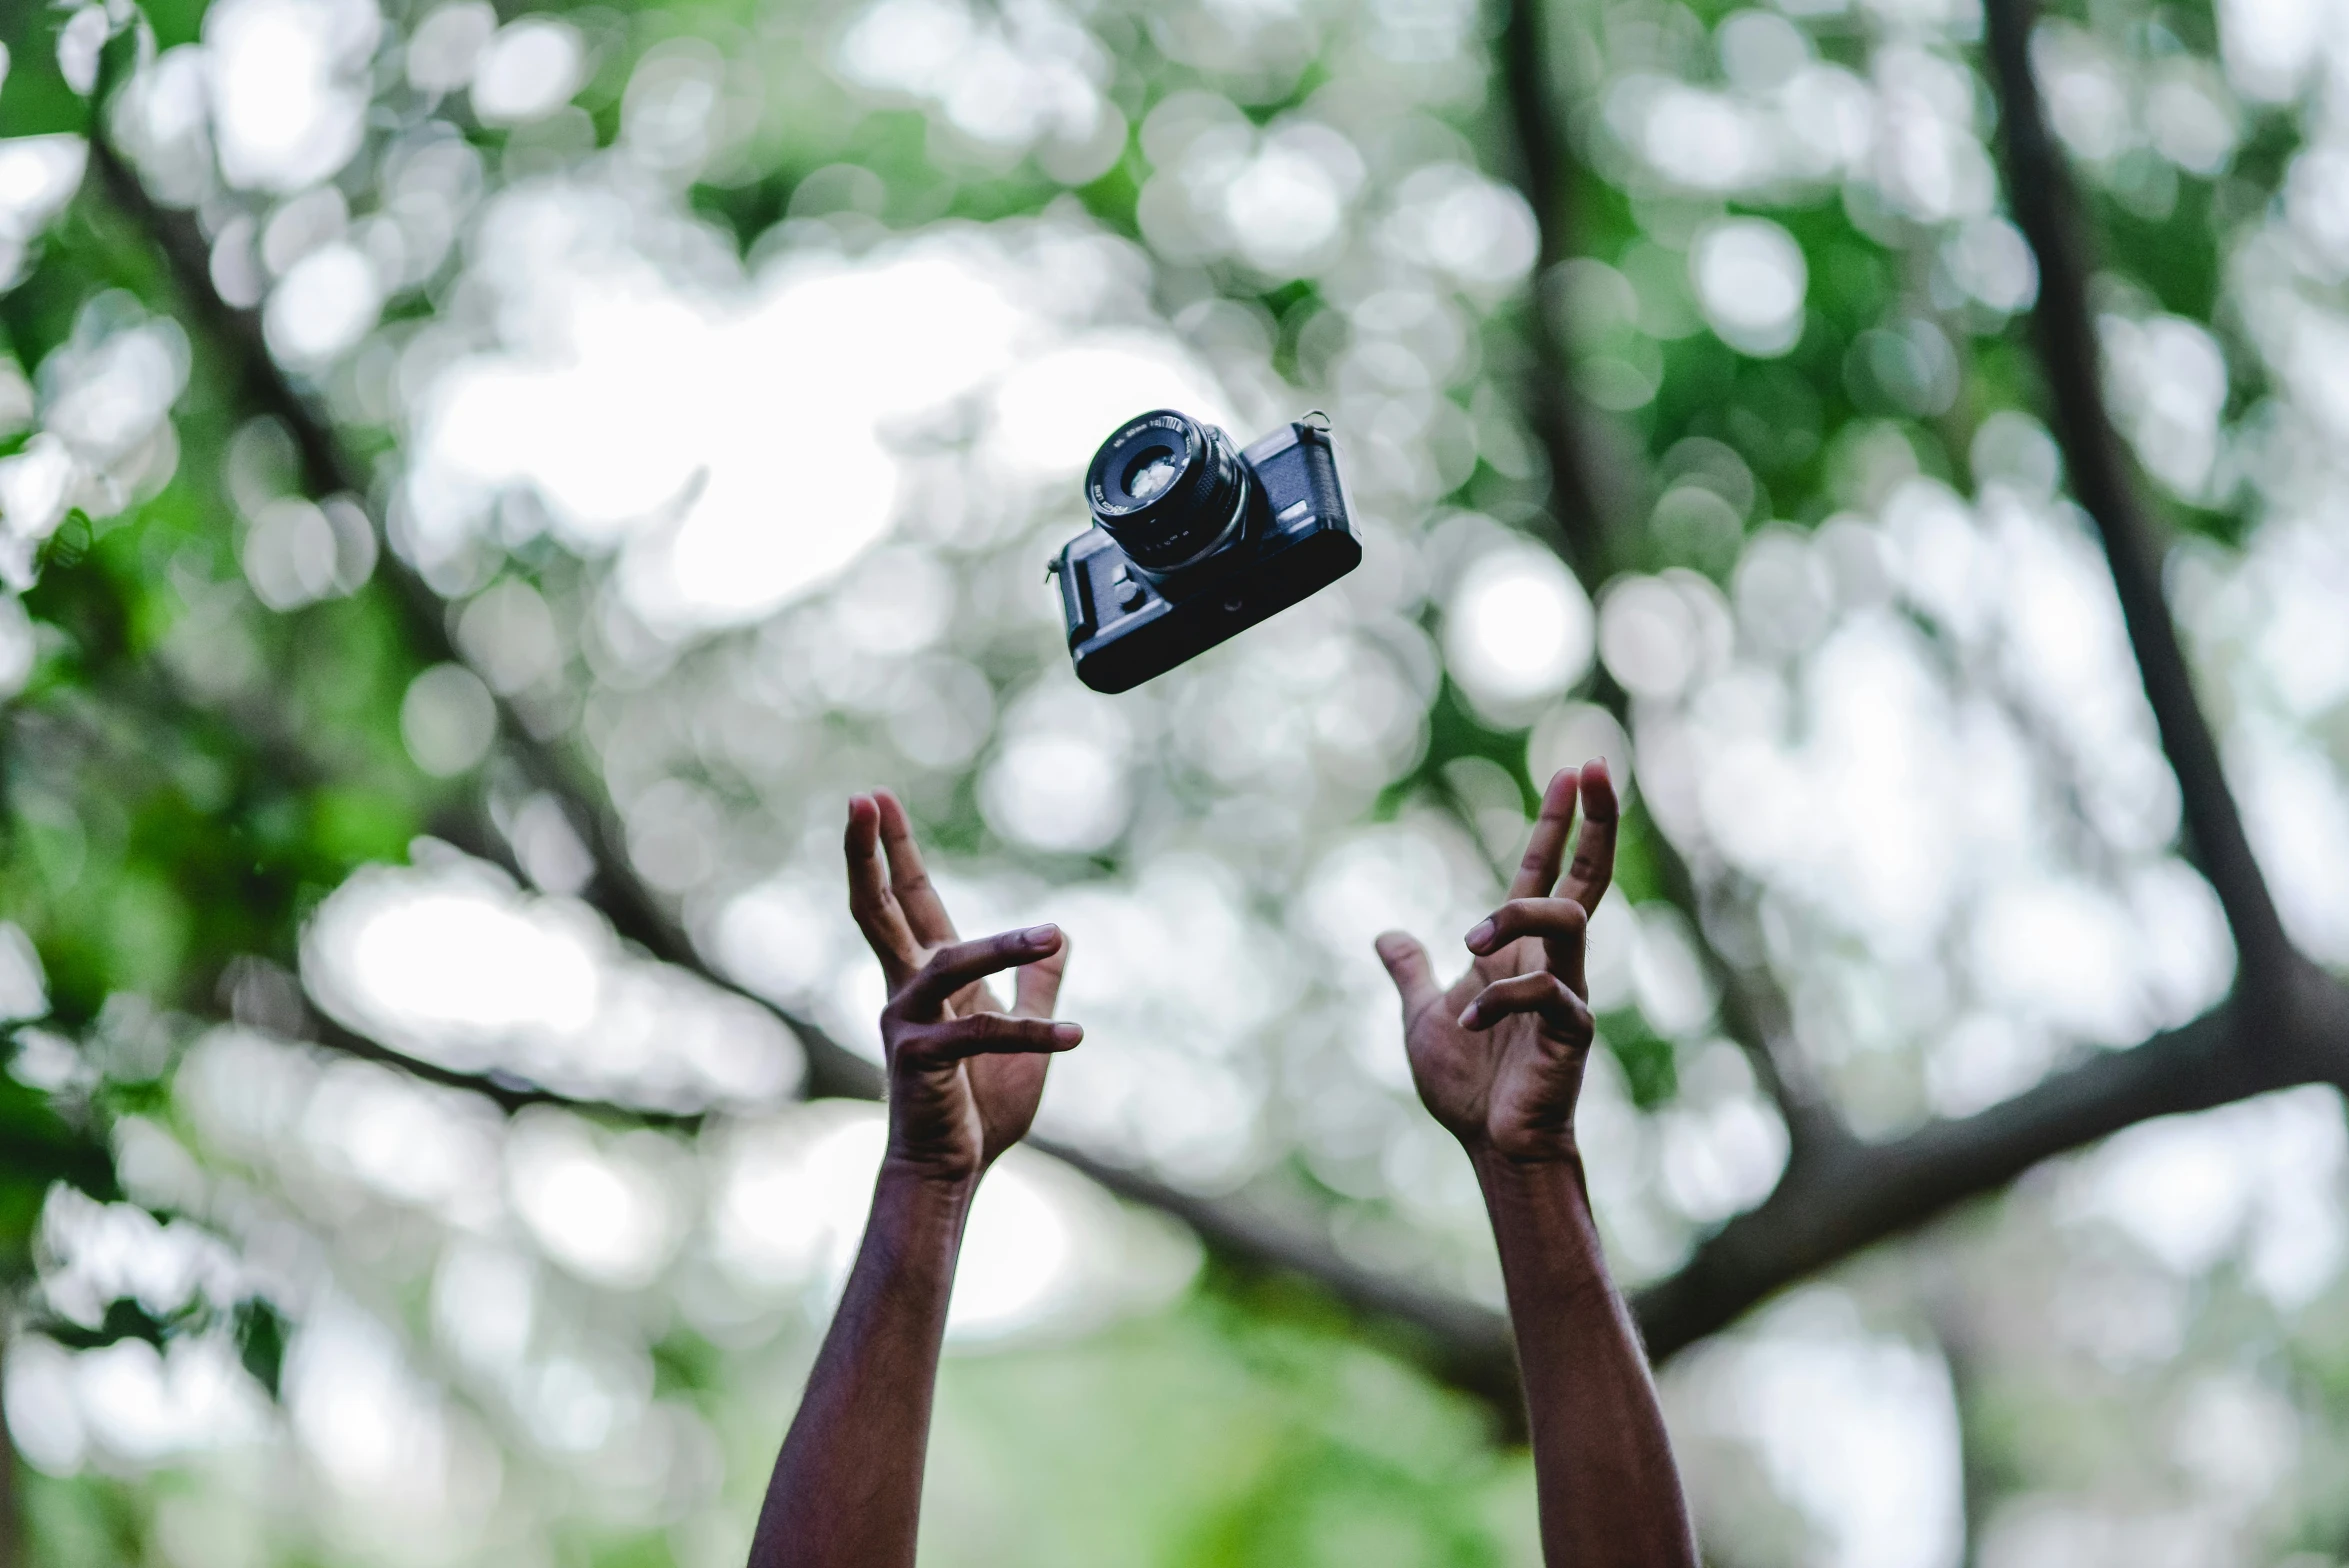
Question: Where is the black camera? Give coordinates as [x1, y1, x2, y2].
[1048, 410, 1360, 693]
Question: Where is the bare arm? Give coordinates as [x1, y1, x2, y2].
[748, 795, 1079, 1568]
[1377, 763, 1696, 1566]
[751, 1158, 972, 1567]
[1474, 1148, 1692, 1564]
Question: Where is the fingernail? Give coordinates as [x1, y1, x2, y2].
[1457, 1004, 1480, 1028]
[1051, 1022, 1083, 1045]
[1023, 924, 1059, 945]
[1465, 919, 1496, 950]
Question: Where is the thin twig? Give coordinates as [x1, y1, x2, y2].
[303, 1014, 715, 1129]
[1644, 834, 1853, 1162]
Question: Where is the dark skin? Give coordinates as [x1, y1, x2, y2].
[748, 791, 1078, 1568]
[1376, 759, 1698, 1566]
[751, 769, 1695, 1566]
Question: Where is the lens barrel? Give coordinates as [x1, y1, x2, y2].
[1084, 410, 1252, 577]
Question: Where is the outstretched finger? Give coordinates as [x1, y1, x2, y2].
[1375, 931, 1442, 1025]
[899, 1012, 1083, 1066]
[1463, 898, 1588, 998]
[896, 926, 1065, 1017]
[845, 795, 922, 982]
[1013, 929, 1070, 1019]
[1507, 768, 1583, 901]
[1458, 971, 1592, 1043]
[1557, 760, 1620, 914]
[874, 790, 958, 947]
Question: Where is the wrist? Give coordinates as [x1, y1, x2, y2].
[1470, 1144, 1613, 1310]
[876, 1151, 984, 1208]
[1467, 1138, 1585, 1188]
[1469, 1141, 1598, 1242]
[853, 1156, 978, 1285]
[1451, 1121, 1583, 1172]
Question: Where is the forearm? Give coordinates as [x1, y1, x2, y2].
[1475, 1150, 1696, 1568]
[749, 1161, 971, 1568]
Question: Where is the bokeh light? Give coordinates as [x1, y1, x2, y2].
[1444, 543, 1596, 721]
[5, 0, 2349, 1558]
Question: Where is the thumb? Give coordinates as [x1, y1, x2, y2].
[1375, 931, 1440, 1023]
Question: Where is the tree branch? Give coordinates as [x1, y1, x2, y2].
[1036, 1141, 1521, 1408]
[1487, 6, 1844, 1167]
[1633, 969, 2349, 1358]
[307, 994, 1528, 1401]
[301, 1012, 714, 1129]
[1643, 830, 1854, 1162]
[1497, 0, 1610, 575]
[87, 139, 699, 984]
[1980, 0, 2297, 990]
[305, 982, 1515, 1402]
[83, 136, 891, 1094]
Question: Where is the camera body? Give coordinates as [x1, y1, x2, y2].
[1050, 411, 1359, 693]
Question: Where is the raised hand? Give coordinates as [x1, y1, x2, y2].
[846, 791, 1075, 1182]
[1375, 761, 1618, 1164]
[751, 796, 1083, 1568]
[1375, 760, 1693, 1565]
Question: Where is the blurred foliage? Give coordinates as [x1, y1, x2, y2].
[0, 0, 2342, 1558]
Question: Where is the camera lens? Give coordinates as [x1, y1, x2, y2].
[1084, 410, 1252, 577]
[1125, 450, 1182, 502]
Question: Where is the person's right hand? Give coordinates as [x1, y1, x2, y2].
[874, 923, 1081, 1184]
[1374, 762, 1618, 1164]
[847, 792, 1080, 1186]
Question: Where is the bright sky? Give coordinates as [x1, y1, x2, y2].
[402, 209, 1230, 631]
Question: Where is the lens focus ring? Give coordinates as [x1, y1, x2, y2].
[1084, 410, 1251, 576]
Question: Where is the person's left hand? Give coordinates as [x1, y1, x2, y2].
[1375, 762, 1619, 1165]
[846, 791, 1073, 1180]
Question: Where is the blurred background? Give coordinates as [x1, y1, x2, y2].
[0, 0, 2345, 1557]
